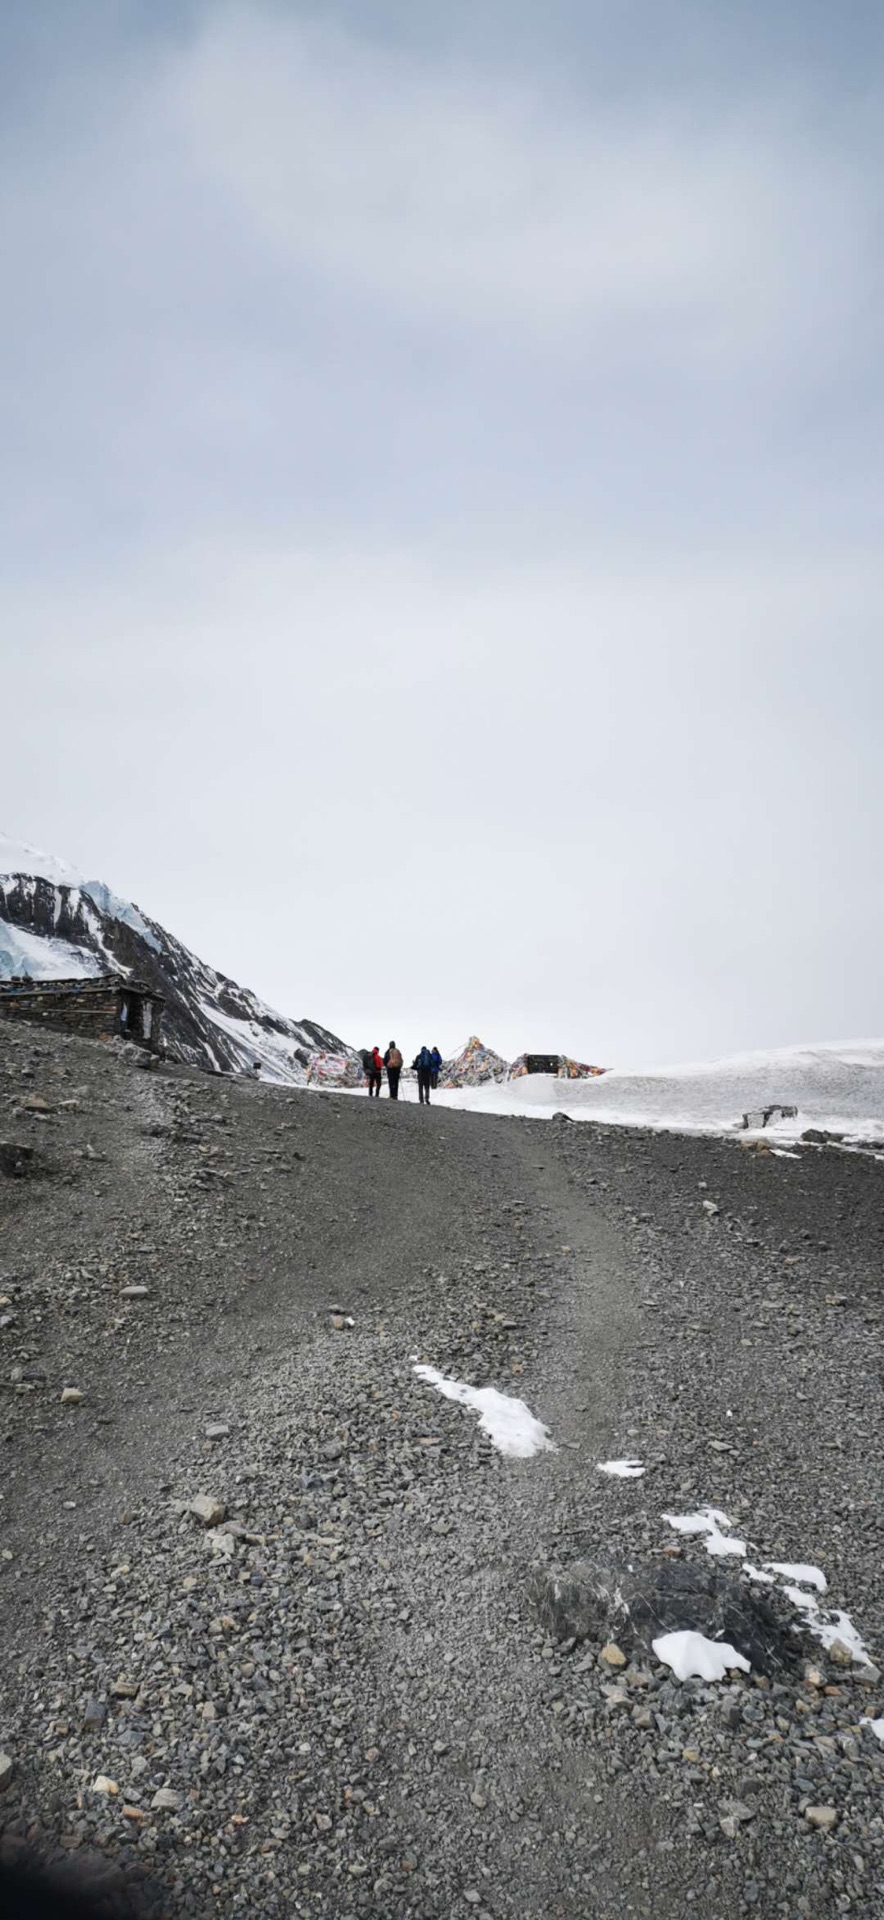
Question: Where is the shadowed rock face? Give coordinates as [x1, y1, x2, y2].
[0, 873, 349, 1078]
[530, 1557, 801, 1676]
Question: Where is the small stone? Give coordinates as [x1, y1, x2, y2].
[600, 1643, 627, 1667]
[827, 1640, 853, 1668]
[190, 1494, 227, 1527]
[151, 1787, 181, 1811]
[120, 1286, 149, 1300]
[631, 1706, 654, 1729]
[111, 1678, 139, 1699]
[61, 1387, 83, 1405]
[83, 1699, 106, 1731]
[804, 1665, 825, 1689]
[0, 1753, 14, 1792]
[314, 1812, 333, 1832]
[92, 1775, 119, 1796]
[719, 1816, 739, 1840]
[470, 1789, 487, 1809]
[805, 1805, 838, 1831]
[702, 1199, 720, 1216]
[205, 1424, 230, 1440]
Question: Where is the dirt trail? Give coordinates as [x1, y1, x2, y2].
[1, 1024, 882, 1919]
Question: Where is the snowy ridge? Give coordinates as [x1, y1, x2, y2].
[0, 829, 354, 1081]
[409, 1040, 884, 1145]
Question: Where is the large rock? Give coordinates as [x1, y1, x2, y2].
[529, 1556, 799, 1676]
[190, 1494, 227, 1527]
[0, 1143, 34, 1178]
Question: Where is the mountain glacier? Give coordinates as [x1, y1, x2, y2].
[0, 833, 352, 1081]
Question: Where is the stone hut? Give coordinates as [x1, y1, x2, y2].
[0, 974, 165, 1053]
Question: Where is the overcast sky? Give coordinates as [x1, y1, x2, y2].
[2, 0, 883, 1066]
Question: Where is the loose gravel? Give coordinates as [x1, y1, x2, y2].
[0, 1025, 881, 1918]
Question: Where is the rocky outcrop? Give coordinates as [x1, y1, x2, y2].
[530, 1555, 801, 1676]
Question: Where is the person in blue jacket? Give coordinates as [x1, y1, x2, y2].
[430, 1046, 443, 1090]
[413, 1045, 433, 1104]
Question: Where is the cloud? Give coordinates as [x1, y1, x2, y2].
[168, 5, 874, 366]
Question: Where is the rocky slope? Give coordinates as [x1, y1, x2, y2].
[0, 834, 352, 1081]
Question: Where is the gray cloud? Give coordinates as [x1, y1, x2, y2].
[2, 1, 882, 1066]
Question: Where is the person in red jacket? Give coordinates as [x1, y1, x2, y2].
[367, 1046, 383, 1097]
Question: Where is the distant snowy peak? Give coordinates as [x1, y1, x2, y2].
[0, 830, 354, 1081]
[0, 831, 160, 952]
[0, 832, 82, 888]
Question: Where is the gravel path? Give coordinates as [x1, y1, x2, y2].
[0, 1025, 881, 1919]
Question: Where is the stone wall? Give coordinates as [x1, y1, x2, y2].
[0, 985, 122, 1045]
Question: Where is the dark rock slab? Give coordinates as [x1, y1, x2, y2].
[530, 1555, 801, 1675]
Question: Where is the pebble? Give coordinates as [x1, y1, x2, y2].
[151, 1787, 182, 1811]
[804, 1805, 839, 1831]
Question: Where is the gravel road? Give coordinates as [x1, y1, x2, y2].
[0, 1024, 881, 1920]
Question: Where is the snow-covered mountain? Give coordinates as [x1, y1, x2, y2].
[0, 833, 353, 1081]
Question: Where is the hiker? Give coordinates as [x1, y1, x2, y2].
[414, 1044, 433, 1104]
[430, 1045, 443, 1090]
[383, 1040, 403, 1099]
[368, 1046, 383, 1098]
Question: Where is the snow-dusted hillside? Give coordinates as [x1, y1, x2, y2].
[0, 832, 353, 1081]
[419, 1041, 884, 1144]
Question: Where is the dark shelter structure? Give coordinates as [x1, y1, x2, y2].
[0, 974, 165, 1053]
[524, 1054, 562, 1075]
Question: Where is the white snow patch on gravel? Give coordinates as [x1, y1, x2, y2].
[663, 1506, 747, 1557]
[652, 1631, 751, 1682]
[666, 1508, 873, 1666]
[781, 1591, 873, 1666]
[764, 1562, 827, 1593]
[861, 1718, 884, 1743]
[598, 1458, 645, 1478]
[413, 1365, 555, 1458]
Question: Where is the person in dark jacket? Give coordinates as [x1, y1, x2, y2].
[430, 1045, 442, 1090]
[367, 1046, 383, 1097]
[383, 1041, 403, 1098]
[414, 1044, 433, 1104]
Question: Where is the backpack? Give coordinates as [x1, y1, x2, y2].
[419, 1047, 432, 1070]
[388, 1048, 403, 1070]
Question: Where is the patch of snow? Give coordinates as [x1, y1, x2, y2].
[764, 1562, 827, 1593]
[598, 1458, 645, 1478]
[663, 1506, 747, 1557]
[381, 1038, 884, 1146]
[81, 881, 161, 952]
[197, 1000, 307, 1086]
[667, 1507, 873, 1667]
[781, 1590, 872, 1667]
[413, 1364, 555, 1459]
[652, 1630, 751, 1682]
[0, 922, 105, 981]
[861, 1718, 884, 1744]
[0, 831, 82, 887]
